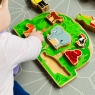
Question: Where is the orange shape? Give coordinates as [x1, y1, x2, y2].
[46, 12, 63, 24]
[23, 24, 35, 37]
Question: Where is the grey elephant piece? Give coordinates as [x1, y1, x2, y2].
[47, 25, 71, 49]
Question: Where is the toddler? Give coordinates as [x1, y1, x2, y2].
[0, 0, 44, 95]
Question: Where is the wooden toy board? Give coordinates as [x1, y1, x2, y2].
[13, 12, 92, 87]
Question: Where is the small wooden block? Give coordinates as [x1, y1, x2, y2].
[23, 24, 35, 37]
[76, 13, 95, 32]
[76, 34, 87, 48]
[64, 49, 82, 66]
[31, 0, 38, 9]
[46, 12, 63, 24]
[37, 3, 49, 13]
[31, 0, 49, 12]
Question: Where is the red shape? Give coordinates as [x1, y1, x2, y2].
[74, 50, 82, 56]
[90, 23, 95, 28]
[64, 49, 82, 65]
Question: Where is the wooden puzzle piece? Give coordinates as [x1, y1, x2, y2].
[31, 0, 49, 13]
[23, 24, 35, 37]
[64, 49, 82, 66]
[76, 13, 95, 32]
[46, 12, 63, 24]
[47, 25, 71, 49]
[90, 16, 95, 28]
[76, 34, 87, 48]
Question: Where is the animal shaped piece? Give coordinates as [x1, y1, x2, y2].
[46, 12, 63, 24]
[23, 24, 35, 37]
[47, 25, 71, 49]
[64, 49, 82, 66]
[31, 0, 49, 13]
[76, 13, 95, 32]
[76, 34, 87, 48]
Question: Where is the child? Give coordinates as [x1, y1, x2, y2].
[0, 0, 44, 95]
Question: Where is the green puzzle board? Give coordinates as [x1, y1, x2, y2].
[13, 12, 91, 87]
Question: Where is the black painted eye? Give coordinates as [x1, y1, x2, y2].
[60, 40, 63, 42]
[60, 40, 63, 44]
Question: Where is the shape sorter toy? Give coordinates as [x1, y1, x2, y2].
[13, 12, 93, 87]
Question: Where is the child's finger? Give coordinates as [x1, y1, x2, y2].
[37, 31, 42, 34]
[32, 28, 36, 32]
[42, 35, 44, 42]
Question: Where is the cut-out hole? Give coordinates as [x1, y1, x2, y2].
[41, 52, 70, 76]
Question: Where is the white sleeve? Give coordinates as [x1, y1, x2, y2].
[5, 33, 42, 69]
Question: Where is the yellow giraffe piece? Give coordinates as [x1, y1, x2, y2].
[31, 0, 42, 9]
[31, 0, 42, 6]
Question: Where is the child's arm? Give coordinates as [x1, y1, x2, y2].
[5, 29, 44, 69]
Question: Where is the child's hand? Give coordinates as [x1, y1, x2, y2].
[29, 28, 44, 42]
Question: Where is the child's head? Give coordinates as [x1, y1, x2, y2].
[0, 0, 11, 32]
